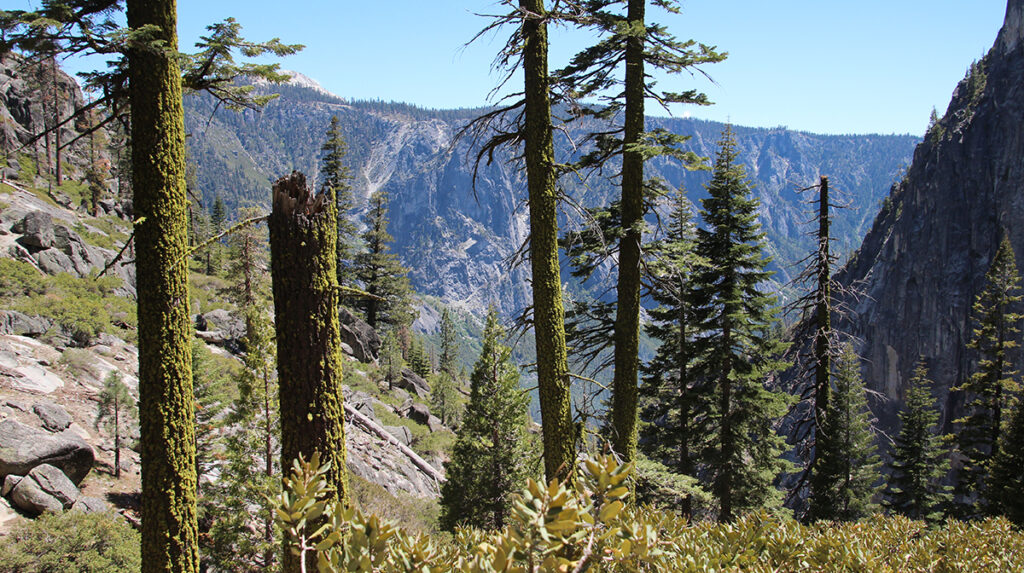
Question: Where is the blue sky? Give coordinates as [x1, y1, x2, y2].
[28, 1, 1012, 135]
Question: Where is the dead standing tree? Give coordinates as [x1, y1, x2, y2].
[268, 171, 347, 572]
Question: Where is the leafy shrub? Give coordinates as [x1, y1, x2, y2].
[0, 260, 135, 344]
[0, 511, 140, 573]
[277, 454, 1024, 572]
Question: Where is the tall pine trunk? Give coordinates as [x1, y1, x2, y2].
[813, 176, 831, 433]
[610, 0, 646, 465]
[268, 172, 347, 572]
[521, 0, 575, 482]
[127, 0, 198, 570]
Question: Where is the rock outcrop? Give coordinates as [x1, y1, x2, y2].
[0, 419, 94, 484]
[835, 0, 1024, 432]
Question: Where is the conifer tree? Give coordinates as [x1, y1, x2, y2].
[556, 0, 723, 465]
[807, 344, 881, 522]
[95, 370, 136, 480]
[191, 340, 227, 493]
[205, 194, 227, 275]
[380, 331, 405, 391]
[440, 307, 535, 530]
[127, 1, 199, 568]
[406, 335, 432, 379]
[885, 361, 951, 523]
[639, 189, 706, 517]
[439, 307, 460, 378]
[0, 6, 299, 571]
[989, 402, 1024, 525]
[353, 190, 415, 329]
[465, 0, 576, 482]
[690, 126, 790, 522]
[207, 207, 279, 570]
[955, 235, 1022, 517]
[430, 371, 462, 429]
[320, 115, 356, 287]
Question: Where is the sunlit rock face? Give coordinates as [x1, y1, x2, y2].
[836, 0, 1024, 433]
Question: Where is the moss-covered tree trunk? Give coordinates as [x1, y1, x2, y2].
[610, 0, 646, 465]
[522, 0, 575, 482]
[127, 0, 198, 570]
[268, 172, 347, 572]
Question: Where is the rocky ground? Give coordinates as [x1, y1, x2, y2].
[0, 182, 454, 537]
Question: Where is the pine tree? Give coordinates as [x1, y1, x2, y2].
[95, 370, 136, 480]
[690, 126, 790, 522]
[430, 371, 462, 429]
[206, 194, 227, 276]
[466, 0, 576, 482]
[320, 115, 356, 287]
[639, 189, 707, 517]
[807, 344, 882, 522]
[440, 307, 536, 530]
[353, 190, 415, 330]
[207, 207, 279, 570]
[885, 360, 951, 523]
[439, 307, 460, 378]
[989, 402, 1024, 525]
[380, 331, 406, 391]
[406, 335, 432, 379]
[556, 0, 723, 465]
[191, 340, 227, 495]
[955, 235, 1022, 517]
[127, 1, 199, 568]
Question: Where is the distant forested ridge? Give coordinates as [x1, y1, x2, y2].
[183, 78, 917, 317]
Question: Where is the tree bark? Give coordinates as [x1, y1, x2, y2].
[521, 0, 575, 483]
[127, 0, 198, 571]
[611, 0, 646, 465]
[268, 171, 347, 573]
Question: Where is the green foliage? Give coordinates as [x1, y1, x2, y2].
[808, 344, 882, 522]
[429, 371, 462, 429]
[689, 126, 791, 521]
[438, 307, 459, 378]
[278, 451, 1024, 572]
[0, 259, 134, 345]
[320, 115, 357, 287]
[639, 189, 705, 516]
[885, 361, 951, 524]
[440, 308, 537, 531]
[353, 190, 415, 329]
[406, 335, 432, 379]
[989, 401, 1024, 526]
[380, 330, 406, 390]
[955, 235, 1022, 517]
[96, 369, 137, 479]
[0, 510, 140, 573]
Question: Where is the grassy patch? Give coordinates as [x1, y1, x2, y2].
[349, 472, 442, 535]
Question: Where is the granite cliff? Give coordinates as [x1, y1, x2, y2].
[836, 0, 1024, 431]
